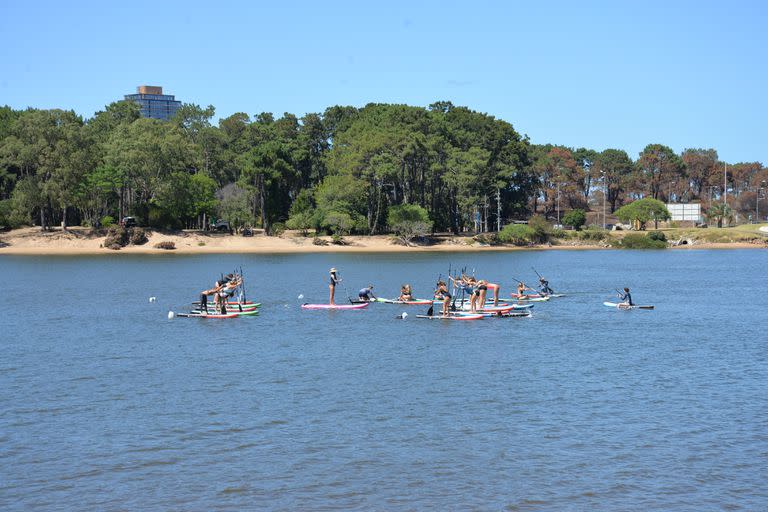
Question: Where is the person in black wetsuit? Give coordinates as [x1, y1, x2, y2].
[618, 287, 634, 306]
[358, 285, 376, 301]
[329, 268, 342, 305]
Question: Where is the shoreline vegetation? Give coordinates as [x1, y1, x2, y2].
[1, 225, 765, 256]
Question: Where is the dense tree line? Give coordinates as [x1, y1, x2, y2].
[1, 101, 766, 234]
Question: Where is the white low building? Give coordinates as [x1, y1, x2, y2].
[666, 203, 703, 223]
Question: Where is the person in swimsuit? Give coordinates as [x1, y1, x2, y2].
[329, 268, 342, 305]
[434, 280, 452, 316]
[217, 274, 242, 311]
[486, 282, 500, 306]
[398, 284, 413, 301]
[476, 279, 489, 309]
[358, 285, 376, 301]
[516, 281, 532, 302]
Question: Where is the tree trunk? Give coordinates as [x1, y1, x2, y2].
[40, 207, 46, 231]
[62, 207, 67, 230]
[259, 174, 268, 233]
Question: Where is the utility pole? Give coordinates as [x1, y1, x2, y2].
[724, 163, 728, 205]
[602, 171, 606, 229]
[556, 182, 561, 226]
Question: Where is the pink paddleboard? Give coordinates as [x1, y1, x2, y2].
[301, 303, 369, 310]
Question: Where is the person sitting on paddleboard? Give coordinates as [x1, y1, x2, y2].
[618, 287, 634, 306]
[516, 281, 532, 302]
[538, 276, 554, 296]
[329, 268, 342, 305]
[358, 285, 376, 301]
[434, 280, 452, 316]
[398, 284, 413, 301]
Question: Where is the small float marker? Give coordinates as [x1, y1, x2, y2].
[167, 311, 175, 319]
[396, 312, 408, 319]
[297, 294, 304, 300]
[149, 296, 157, 303]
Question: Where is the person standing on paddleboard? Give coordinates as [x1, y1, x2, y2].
[486, 281, 500, 306]
[329, 268, 342, 305]
[618, 287, 634, 306]
[434, 280, 452, 315]
[358, 284, 376, 302]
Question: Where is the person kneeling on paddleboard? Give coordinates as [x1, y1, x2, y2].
[618, 287, 634, 307]
[358, 285, 376, 302]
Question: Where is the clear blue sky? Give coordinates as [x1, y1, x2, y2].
[2, 0, 766, 163]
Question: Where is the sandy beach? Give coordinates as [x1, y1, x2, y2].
[0, 227, 764, 256]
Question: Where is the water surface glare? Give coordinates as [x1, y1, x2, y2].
[1, 250, 766, 510]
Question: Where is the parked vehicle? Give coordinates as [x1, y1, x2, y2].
[120, 216, 137, 228]
[212, 220, 232, 233]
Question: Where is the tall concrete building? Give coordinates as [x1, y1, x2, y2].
[124, 85, 181, 121]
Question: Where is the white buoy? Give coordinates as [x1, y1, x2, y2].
[297, 294, 304, 300]
[402, 312, 408, 319]
[167, 311, 175, 319]
[149, 296, 156, 303]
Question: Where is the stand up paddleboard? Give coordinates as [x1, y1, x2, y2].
[301, 303, 369, 310]
[603, 302, 654, 310]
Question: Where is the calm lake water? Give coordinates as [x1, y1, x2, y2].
[1, 249, 766, 511]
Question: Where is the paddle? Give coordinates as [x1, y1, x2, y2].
[336, 272, 354, 304]
[240, 265, 247, 302]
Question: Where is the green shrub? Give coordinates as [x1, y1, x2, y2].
[575, 227, 607, 241]
[269, 222, 286, 237]
[473, 233, 499, 245]
[100, 215, 116, 227]
[648, 230, 667, 242]
[387, 204, 432, 245]
[499, 224, 536, 245]
[562, 209, 587, 230]
[154, 241, 176, 250]
[527, 215, 552, 242]
[617, 233, 667, 249]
